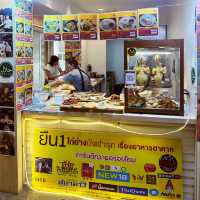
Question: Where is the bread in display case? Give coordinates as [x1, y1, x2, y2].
[124, 40, 184, 116]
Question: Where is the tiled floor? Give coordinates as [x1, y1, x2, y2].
[0, 186, 84, 200]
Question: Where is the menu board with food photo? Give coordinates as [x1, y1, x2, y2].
[62, 15, 79, 40]
[117, 11, 137, 39]
[25, 65, 33, 84]
[16, 86, 25, 111]
[99, 12, 117, 40]
[0, 60, 14, 83]
[44, 15, 61, 41]
[138, 8, 159, 36]
[15, 0, 24, 15]
[0, 132, 15, 156]
[0, 83, 14, 107]
[0, 108, 14, 132]
[80, 14, 97, 40]
[16, 65, 25, 87]
[24, 41, 33, 63]
[16, 41, 25, 64]
[23, 0, 33, 15]
[0, 33, 13, 57]
[25, 84, 32, 106]
[65, 41, 81, 67]
[16, 16, 24, 39]
[24, 15, 33, 41]
[0, 7, 13, 33]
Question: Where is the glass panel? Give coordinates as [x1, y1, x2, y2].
[126, 47, 180, 111]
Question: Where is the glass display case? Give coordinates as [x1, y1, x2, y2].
[124, 40, 184, 115]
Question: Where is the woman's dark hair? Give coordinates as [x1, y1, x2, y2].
[49, 55, 59, 66]
[68, 59, 79, 68]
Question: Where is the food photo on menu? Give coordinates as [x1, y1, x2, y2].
[0, 108, 14, 132]
[0, 83, 14, 107]
[139, 13, 157, 28]
[63, 19, 78, 33]
[0, 132, 15, 156]
[0, 33, 13, 57]
[100, 17, 117, 32]
[0, 8, 12, 32]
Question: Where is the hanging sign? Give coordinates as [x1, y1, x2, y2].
[62, 15, 79, 40]
[65, 41, 81, 67]
[138, 8, 159, 36]
[80, 14, 98, 40]
[16, 86, 25, 111]
[99, 13, 117, 40]
[117, 11, 137, 39]
[44, 15, 61, 41]
[31, 128, 183, 200]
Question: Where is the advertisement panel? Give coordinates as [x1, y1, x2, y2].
[31, 128, 183, 200]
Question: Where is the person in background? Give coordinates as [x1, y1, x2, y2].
[44, 55, 64, 84]
[62, 60, 91, 92]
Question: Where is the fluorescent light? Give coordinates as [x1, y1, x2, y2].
[97, 8, 104, 11]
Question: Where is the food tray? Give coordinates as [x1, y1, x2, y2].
[60, 105, 124, 114]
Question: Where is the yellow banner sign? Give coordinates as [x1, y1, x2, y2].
[31, 128, 183, 200]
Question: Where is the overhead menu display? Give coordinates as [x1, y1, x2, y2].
[31, 128, 183, 200]
[117, 11, 137, 39]
[99, 12, 117, 40]
[62, 15, 79, 41]
[80, 14, 98, 40]
[44, 8, 159, 41]
[44, 15, 61, 41]
[138, 8, 159, 36]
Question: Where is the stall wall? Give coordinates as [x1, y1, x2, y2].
[81, 40, 107, 77]
[106, 3, 196, 117]
[107, 40, 124, 85]
[159, 3, 197, 116]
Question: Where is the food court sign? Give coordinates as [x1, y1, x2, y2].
[31, 129, 183, 200]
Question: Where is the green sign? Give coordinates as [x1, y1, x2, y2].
[0, 62, 13, 78]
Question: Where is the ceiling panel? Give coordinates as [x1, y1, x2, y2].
[69, 0, 189, 13]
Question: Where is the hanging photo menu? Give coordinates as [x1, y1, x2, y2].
[15, 0, 33, 110]
[99, 12, 117, 40]
[65, 41, 81, 70]
[80, 14, 97, 40]
[44, 15, 61, 41]
[138, 8, 159, 36]
[62, 15, 79, 40]
[117, 11, 137, 39]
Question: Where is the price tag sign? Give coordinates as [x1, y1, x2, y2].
[125, 71, 136, 86]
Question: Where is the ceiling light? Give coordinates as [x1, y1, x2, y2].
[97, 8, 104, 11]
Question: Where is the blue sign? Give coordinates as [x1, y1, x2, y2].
[119, 186, 148, 196]
[96, 170, 130, 182]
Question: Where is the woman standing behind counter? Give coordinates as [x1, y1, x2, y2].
[44, 55, 64, 84]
